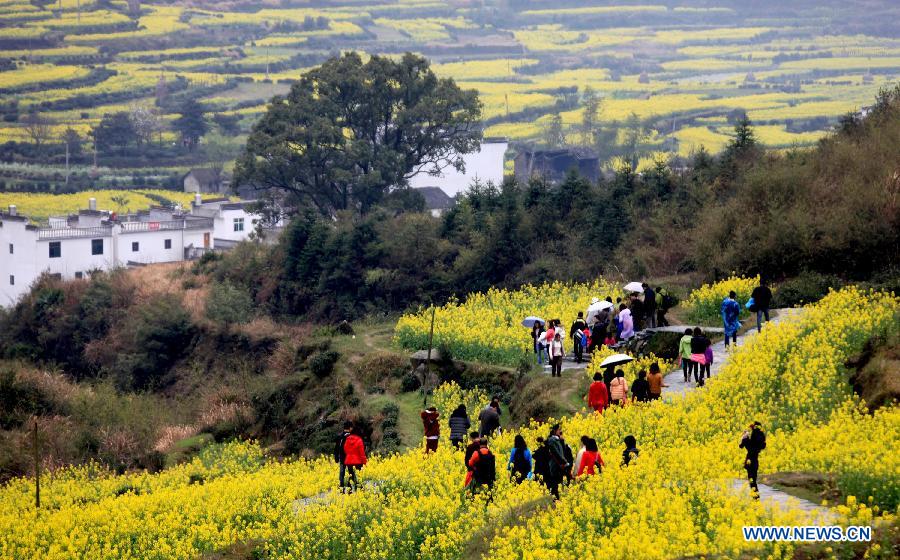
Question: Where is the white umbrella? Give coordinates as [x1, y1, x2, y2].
[623, 281, 644, 293]
[521, 316, 545, 328]
[599, 353, 635, 368]
[586, 300, 614, 321]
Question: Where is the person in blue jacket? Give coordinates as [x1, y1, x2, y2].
[721, 290, 742, 349]
[507, 434, 533, 484]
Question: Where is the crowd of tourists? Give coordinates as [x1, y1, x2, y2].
[332, 279, 773, 498]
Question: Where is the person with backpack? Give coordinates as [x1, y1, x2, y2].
[570, 312, 587, 363]
[335, 421, 352, 491]
[722, 291, 742, 349]
[507, 435, 533, 483]
[631, 369, 651, 403]
[657, 288, 676, 327]
[643, 283, 657, 329]
[587, 372, 609, 413]
[463, 431, 480, 488]
[609, 369, 628, 406]
[421, 406, 440, 453]
[575, 436, 604, 477]
[548, 332, 565, 377]
[342, 425, 367, 492]
[468, 438, 496, 498]
[647, 363, 666, 400]
[739, 421, 767, 497]
[679, 328, 694, 383]
[545, 425, 570, 499]
[629, 293, 645, 332]
[478, 399, 501, 437]
[690, 327, 711, 387]
[448, 404, 470, 449]
[704, 342, 714, 381]
[751, 278, 773, 333]
[590, 316, 608, 354]
[622, 435, 639, 466]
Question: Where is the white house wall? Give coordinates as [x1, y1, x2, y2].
[0, 220, 38, 306]
[408, 141, 508, 196]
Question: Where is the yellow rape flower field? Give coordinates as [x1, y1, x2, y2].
[0, 190, 229, 222]
[0, 287, 896, 559]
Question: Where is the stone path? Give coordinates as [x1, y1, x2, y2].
[729, 481, 838, 523]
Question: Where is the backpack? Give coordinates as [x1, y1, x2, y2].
[474, 450, 496, 485]
[512, 448, 531, 478]
[532, 445, 549, 478]
[334, 433, 348, 463]
[662, 293, 678, 309]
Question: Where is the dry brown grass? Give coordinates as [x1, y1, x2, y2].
[125, 262, 210, 322]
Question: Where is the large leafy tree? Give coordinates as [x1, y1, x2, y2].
[173, 98, 208, 151]
[235, 52, 483, 216]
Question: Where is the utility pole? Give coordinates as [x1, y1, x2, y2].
[65, 139, 70, 185]
[33, 419, 40, 510]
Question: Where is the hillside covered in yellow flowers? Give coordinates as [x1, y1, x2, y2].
[1, 287, 897, 559]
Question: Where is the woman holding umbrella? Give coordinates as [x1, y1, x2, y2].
[526, 318, 546, 365]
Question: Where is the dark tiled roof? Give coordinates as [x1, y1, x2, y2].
[184, 168, 219, 184]
[415, 186, 454, 209]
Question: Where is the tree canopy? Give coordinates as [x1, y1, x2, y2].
[235, 52, 483, 216]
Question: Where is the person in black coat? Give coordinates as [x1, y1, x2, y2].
[570, 312, 588, 363]
[334, 421, 352, 490]
[739, 421, 767, 497]
[751, 278, 774, 333]
[631, 370, 651, 403]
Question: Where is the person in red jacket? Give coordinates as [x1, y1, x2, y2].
[467, 438, 496, 500]
[586, 372, 609, 412]
[421, 406, 440, 453]
[342, 425, 367, 493]
[575, 436, 604, 477]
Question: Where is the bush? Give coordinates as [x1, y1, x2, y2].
[774, 272, 843, 308]
[308, 350, 340, 378]
[206, 282, 254, 326]
[400, 372, 422, 392]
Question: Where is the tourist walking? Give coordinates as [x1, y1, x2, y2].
[740, 421, 766, 497]
[609, 369, 628, 406]
[342, 425, 367, 492]
[629, 293, 645, 332]
[722, 291, 742, 349]
[468, 439, 496, 499]
[679, 328, 694, 382]
[532, 437, 550, 482]
[587, 372, 609, 412]
[421, 406, 440, 452]
[704, 342, 714, 381]
[570, 312, 587, 363]
[647, 363, 665, 400]
[751, 278, 773, 333]
[548, 332, 565, 377]
[643, 283, 657, 329]
[622, 435, 639, 466]
[575, 436, 604, 477]
[618, 304, 634, 340]
[463, 432, 480, 488]
[507, 435, 533, 483]
[334, 421, 352, 491]
[656, 287, 675, 327]
[546, 425, 570, 499]
[448, 405, 470, 449]
[478, 399, 501, 437]
[690, 327, 711, 386]
[531, 321, 545, 365]
[631, 370, 650, 402]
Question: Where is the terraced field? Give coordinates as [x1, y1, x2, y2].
[0, 0, 898, 173]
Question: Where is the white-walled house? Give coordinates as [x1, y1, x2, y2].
[408, 138, 508, 196]
[0, 200, 214, 307]
[189, 195, 281, 248]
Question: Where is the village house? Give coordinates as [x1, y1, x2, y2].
[183, 168, 226, 194]
[413, 186, 454, 217]
[408, 138, 508, 196]
[0, 195, 271, 307]
[513, 148, 600, 184]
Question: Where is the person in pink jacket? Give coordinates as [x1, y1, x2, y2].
[618, 304, 634, 340]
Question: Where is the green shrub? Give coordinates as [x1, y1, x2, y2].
[308, 350, 340, 378]
[206, 282, 254, 326]
[774, 272, 843, 308]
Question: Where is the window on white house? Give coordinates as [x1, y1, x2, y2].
[164, 239, 172, 249]
[91, 239, 103, 255]
[132, 242, 139, 252]
[8, 243, 12, 254]
[49, 241, 61, 258]
[9, 275, 13, 286]
[233, 218, 244, 232]
[75, 271, 83, 279]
